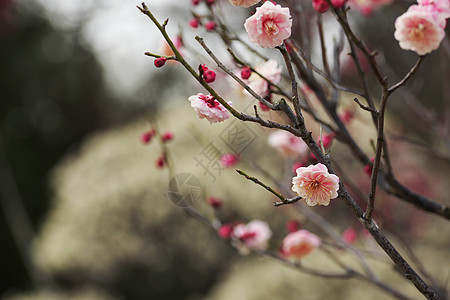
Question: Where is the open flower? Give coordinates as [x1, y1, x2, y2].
[232, 220, 272, 254]
[281, 229, 321, 260]
[246, 59, 281, 97]
[292, 163, 340, 206]
[228, 0, 260, 8]
[268, 130, 309, 157]
[244, 1, 292, 48]
[416, 0, 450, 28]
[188, 93, 231, 123]
[394, 8, 445, 55]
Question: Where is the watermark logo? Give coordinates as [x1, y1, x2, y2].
[167, 173, 204, 207]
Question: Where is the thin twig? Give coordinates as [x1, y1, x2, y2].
[236, 169, 285, 201]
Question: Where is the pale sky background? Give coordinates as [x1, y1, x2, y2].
[21, 0, 191, 98]
[20, 0, 344, 101]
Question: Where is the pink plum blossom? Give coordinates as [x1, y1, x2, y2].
[342, 228, 358, 244]
[232, 220, 272, 254]
[188, 93, 231, 123]
[228, 0, 260, 8]
[244, 1, 292, 48]
[416, 0, 450, 27]
[246, 59, 282, 97]
[408, 1, 449, 28]
[220, 153, 240, 168]
[292, 163, 340, 206]
[281, 229, 321, 259]
[268, 130, 309, 157]
[394, 8, 445, 55]
[286, 220, 301, 233]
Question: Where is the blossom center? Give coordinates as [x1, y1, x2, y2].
[263, 19, 280, 36]
[310, 180, 320, 190]
[410, 23, 426, 41]
[200, 94, 219, 108]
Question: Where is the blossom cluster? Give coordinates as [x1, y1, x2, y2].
[218, 219, 321, 259]
[394, 0, 449, 55]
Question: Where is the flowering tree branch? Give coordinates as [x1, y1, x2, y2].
[137, 1, 449, 298]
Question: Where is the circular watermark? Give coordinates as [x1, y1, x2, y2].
[167, 173, 204, 207]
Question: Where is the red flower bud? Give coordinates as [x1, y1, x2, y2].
[156, 155, 166, 169]
[205, 20, 216, 31]
[207, 196, 222, 209]
[240, 67, 252, 80]
[141, 129, 156, 144]
[218, 224, 233, 239]
[189, 18, 200, 28]
[192, 0, 201, 5]
[220, 153, 239, 168]
[342, 228, 358, 244]
[286, 220, 301, 233]
[203, 69, 216, 83]
[340, 110, 354, 124]
[331, 0, 346, 8]
[364, 157, 375, 176]
[154, 57, 167, 68]
[312, 0, 329, 13]
[161, 131, 174, 142]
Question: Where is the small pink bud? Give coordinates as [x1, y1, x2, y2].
[141, 129, 156, 144]
[205, 20, 216, 31]
[161, 131, 174, 142]
[319, 133, 335, 149]
[207, 196, 222, 209]
[200, 64, 209, 72]
[364, 157, 375, 176]
[203, 69, 216, 83]
[189, 18, 200, 28]
[342, 228, 358, 244]
[331, 0, 346, 8]
[218, 224, 233, 239]
[156, 155, 166, 169]
[286, 220, 301, 233]
[154, 57, 167, 68]
[240, 67, 252, 80]
[220, 153, 240, 168]
[340, 110, 354, 124]
[312, 0, 329, 13]
[192, 0, 201, 5]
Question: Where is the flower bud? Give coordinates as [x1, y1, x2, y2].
[154, 57, 167, 68]
[141, 129, 156, 144]
[286, 220, 301, 233]
[203, 69, 216, 83]
[312, 0, 329, 13]
[161, 131, 174, 142]
[205, 20, 216, 31]
[189, 18, 200, 28]
[207, 196, 222, 209]
[218, 224, 233, 239]
[241, 67, 252, 79]
[331, 0, 346, 8]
